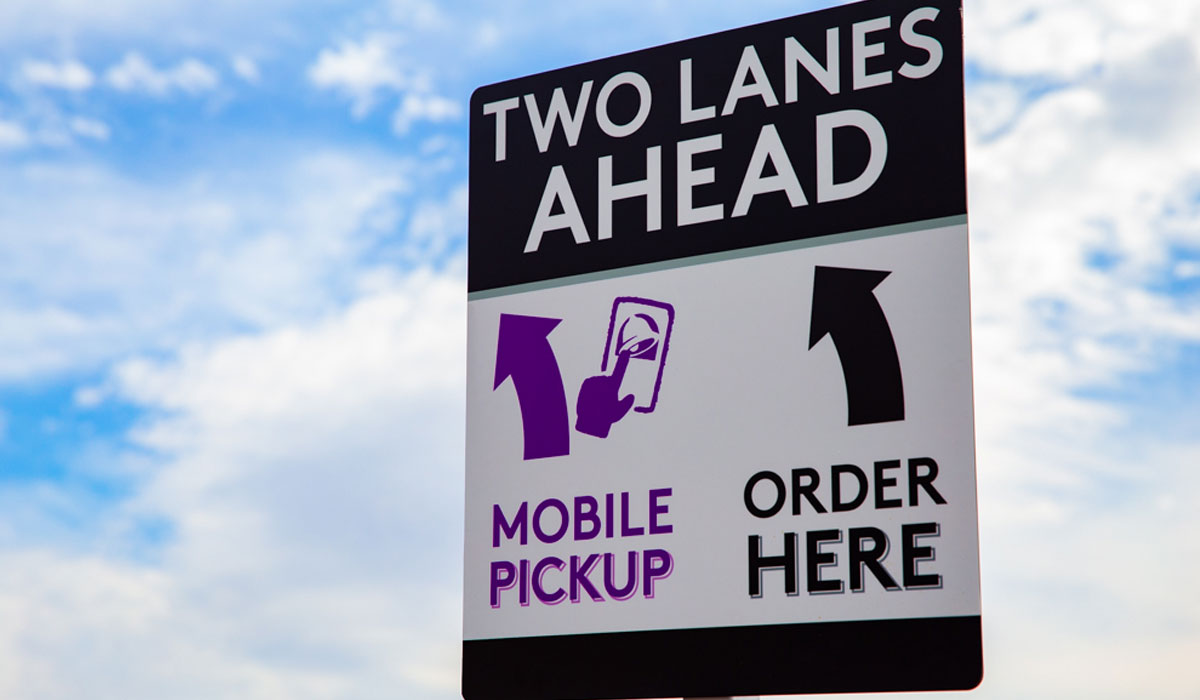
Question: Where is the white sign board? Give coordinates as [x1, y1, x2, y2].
[464, 1, 981, 697]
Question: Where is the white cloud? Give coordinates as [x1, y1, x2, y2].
[0, 0, 327, 49]
[0, 269, 465, 699]
[952, 3, 1200, 697]
[308, 34, 416, 117]
[0, 83, 107, 148]
[0, 120, 30, 150]
[965, 81, 1022, 140]
[19, 59, 94, 90]
[230, 55, 260, 84]
[968, 0, 1200, 80]
[400, 184, 466, 263]
[391, 93, 461, 135]
[0, 149, 436, 382]
[306, 26, 470, 129]
[69, 116, 109, 141]
[105, 53, 219, 96]
[72, 385, 106, 408]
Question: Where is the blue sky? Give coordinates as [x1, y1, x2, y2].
[1, 0, 1198, 698]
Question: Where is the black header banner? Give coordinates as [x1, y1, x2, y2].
[468, 0, 965, 293]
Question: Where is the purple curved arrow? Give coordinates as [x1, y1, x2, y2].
[494, 313, 570, 460]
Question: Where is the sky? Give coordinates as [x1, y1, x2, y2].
[0, 0, 1198, 698]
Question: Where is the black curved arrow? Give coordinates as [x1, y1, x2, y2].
[808, 266, 905, 425]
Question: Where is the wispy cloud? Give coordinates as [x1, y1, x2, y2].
[0, 150, 431, 382]
[230, 55, 260, 84]
[0, 270, 465, 699]
[306, 32, 462, 134]
[0, 120, 30, 150]
[105, 53, 219, 96]
[308, 34, 415, 117]
[391, 93, 460, 135]
[960, 3, 1200, 696]
[0, 114, 110, 151]
[18, 58, 95, 90]
[69, 116, 109, 141]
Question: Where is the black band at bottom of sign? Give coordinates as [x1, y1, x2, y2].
[462, 615, 983, 699]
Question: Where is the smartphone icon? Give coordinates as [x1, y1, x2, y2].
[600, 297, 675, 414]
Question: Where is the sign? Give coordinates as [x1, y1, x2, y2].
[463, 0, 982, 697]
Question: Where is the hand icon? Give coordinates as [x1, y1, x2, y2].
[575, 312, 664, 439]
[575, 352, 635, 438]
